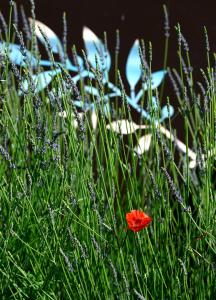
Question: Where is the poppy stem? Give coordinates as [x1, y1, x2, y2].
[120, 229, 128, 248]
[113, 230, 121, 248]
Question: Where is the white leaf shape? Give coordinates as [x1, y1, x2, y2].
[72, 112, 84, 129]
[126, 40, 142, 90]
[189, 160, 196, 169]
[58, 111, 84, 129]
[29, 18, 63, 55]
[83, 27, 111, 71]
[58, 111, 67, 118]
[134, 134, 152, 154]
[91, 110, 98, 130]
[21, 69, 61, 94]
[143, 70, 167, 90]
[159, 125, 197, 161]
[106, 120, 148, 135]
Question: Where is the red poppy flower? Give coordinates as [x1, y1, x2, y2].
[126, 210, 152, 232]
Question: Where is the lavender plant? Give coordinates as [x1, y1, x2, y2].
[0, 3, 215, 300]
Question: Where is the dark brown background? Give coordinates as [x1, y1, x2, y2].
[1, 0, 216, 136]
[1, 1, 216, 71]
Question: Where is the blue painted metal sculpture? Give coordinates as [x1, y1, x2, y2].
[0, 19, 174, 125]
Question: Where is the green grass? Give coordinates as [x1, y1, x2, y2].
[0, 4, 216, 299]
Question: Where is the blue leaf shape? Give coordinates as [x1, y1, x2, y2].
[77, 56, 84, 69]
[84, 85, 100, 97]
[0, 42, 37, 66]
[143, 70, 167, 90]
[83, 27, 111, 72]
[160, 104, 174, 122]
[72, 70, 95, 84]
[151, 96, 159, 110]
[39, 59, 53, 67]
[126, 40, 142, 90]
[20, 69, 61, 95]
[91, 102, 111, 118]
[65, 58, 83, 72]
[73, 101, 85, 108]
[102, 102, 111, 118]
[39, 59, 79, 72]
[29, 18, 63, 55]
